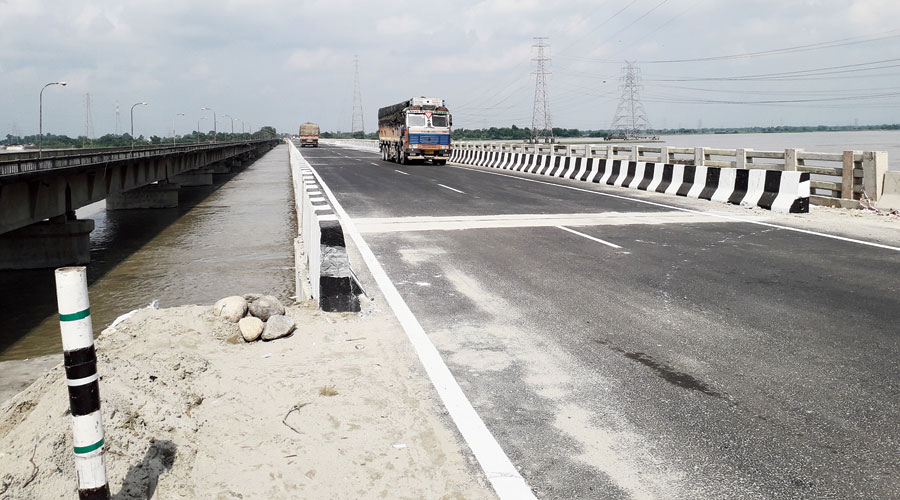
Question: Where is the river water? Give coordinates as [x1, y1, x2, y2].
[563, 130, 900, 171]
[0, 144, 296, 361]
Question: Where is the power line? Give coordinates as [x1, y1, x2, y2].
[351, 55, 365, 134]
[83, 93, 94, 146]
[610, 62, 652, 135]
[530, 37, 554, 142]
[558, 29, 900, 65]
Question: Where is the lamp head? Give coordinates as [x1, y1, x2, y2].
[59, 82, 67, 86]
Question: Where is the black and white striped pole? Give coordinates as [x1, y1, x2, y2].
[55, 267, 110, 500]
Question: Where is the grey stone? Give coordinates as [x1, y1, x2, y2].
[247, 294, 285, 321]
[213, 296, 247, 323]
[238, 317, 265, 342]
[262, 315, 295, 341]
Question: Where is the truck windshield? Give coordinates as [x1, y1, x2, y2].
[407, 114, 426, 127]
[431, 115, 448, 127]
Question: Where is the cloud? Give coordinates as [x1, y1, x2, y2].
[285, 48, 347, 71]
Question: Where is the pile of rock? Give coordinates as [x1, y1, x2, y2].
[212, 294, 296, 342]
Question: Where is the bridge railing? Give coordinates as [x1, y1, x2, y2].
[452, 141, 889, 207]
[0, 139, 275, 179]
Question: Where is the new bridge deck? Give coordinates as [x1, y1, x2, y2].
[302, 143, 899, 499]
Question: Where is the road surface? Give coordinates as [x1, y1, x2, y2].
[302, 144, 899, 500]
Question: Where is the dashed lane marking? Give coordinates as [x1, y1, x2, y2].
[394, 170, 410, 176]
[438, 184, 466, 194]
[447, 163, 900, 253]
[557, 225, 623, 249]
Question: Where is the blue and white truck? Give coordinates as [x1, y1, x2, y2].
[378, 97, 452, 165]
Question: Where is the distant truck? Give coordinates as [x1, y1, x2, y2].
[378, 97, 451, 165]
[299, 122, 320, 147]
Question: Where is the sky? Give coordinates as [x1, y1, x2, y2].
[2, 0, 899, 139]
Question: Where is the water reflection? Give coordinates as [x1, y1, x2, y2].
[0, 144, 296, 360]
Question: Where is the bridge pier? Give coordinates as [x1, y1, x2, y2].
[0, 217, 94, 270]
[209, 162, 232, 175]
[106, 182, 180, 210]
[171, 168, 214, 186]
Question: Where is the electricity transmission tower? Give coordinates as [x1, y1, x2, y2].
[610, 62, 652, 136]
[115, 101, 121, 135]
[83, 93, 95, 146]
[530, 37, 554, 143]
[351, 55, 365, 136]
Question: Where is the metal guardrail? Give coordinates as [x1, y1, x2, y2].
[0, 140, 276, 178]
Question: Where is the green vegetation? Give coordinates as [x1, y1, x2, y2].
[320, 131, 378, 140]
[2, 127, 278, 149]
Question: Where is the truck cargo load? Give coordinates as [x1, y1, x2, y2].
[378, 97, 452, 165]
[299, 122, 320, 147]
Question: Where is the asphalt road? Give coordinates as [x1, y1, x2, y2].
[302, 144, 899, 500]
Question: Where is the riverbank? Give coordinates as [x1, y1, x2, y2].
[0, 299, 497, 499]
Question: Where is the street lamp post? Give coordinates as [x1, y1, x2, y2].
[197, 117, 206, 143]
[130, 102, 148, 150]
[201, 107, 216, 143]
[173, 112, 185, 146]
[39, 81, 67, 158]
[223, 114, 235, 135]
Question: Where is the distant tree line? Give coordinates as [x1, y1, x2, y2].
[320, 131, 378, 140]
[448, 123, 900, 141]
[2, 127, 278, 149]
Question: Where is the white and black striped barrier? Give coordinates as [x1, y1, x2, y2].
[55, 266, 110, 500]
[288, 140, 361, 312]
[449, 149, 810, 213]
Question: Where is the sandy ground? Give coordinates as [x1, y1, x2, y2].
[0, 301, 498, 500]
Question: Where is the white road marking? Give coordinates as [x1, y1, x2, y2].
[557, 225, 623, 249]
[302, 157, 537, 500]
[371, 162, 380, 166]
[438, 184, 466, 194]
[448, 164, 900, 253]
[394, 169, 410, 176]
[353, 211, 726, 233]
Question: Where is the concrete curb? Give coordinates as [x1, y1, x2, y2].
[288, 140, 360, 312]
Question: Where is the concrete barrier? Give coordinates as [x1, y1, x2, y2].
[288, 140, 361, 312]
[877, 171, 900, 211]
[452, 151, 811, 214]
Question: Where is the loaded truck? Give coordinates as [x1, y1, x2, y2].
[299, 122, 320, 147]
[378, 97, 452, 165]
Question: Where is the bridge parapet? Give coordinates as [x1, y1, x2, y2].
[0, 140, 276, 181]
[453, 141, 888, 208]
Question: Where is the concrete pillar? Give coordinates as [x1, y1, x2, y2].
[694, 147, 706, 166]
[631, 145, 640, 162]
[106, 182, 179, 210]
[606, 145, 614, 160]
[0, 218, 94, 270]
[862, 151, 888, 200]
[210, 162, 232, 174]
[171, 169, 214, 186]
[659, 146, 669, 164]
[784, 148, 801, 171]
[736, 149, 748, 169]
[841, 151, 856, 200]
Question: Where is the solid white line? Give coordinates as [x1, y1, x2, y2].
[394, 169, 410, 176]
[302, 154, 536, 500]
[438, 184, 466, 194]
[448, 164, 900, 253]
[557, 225, 623, 249]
